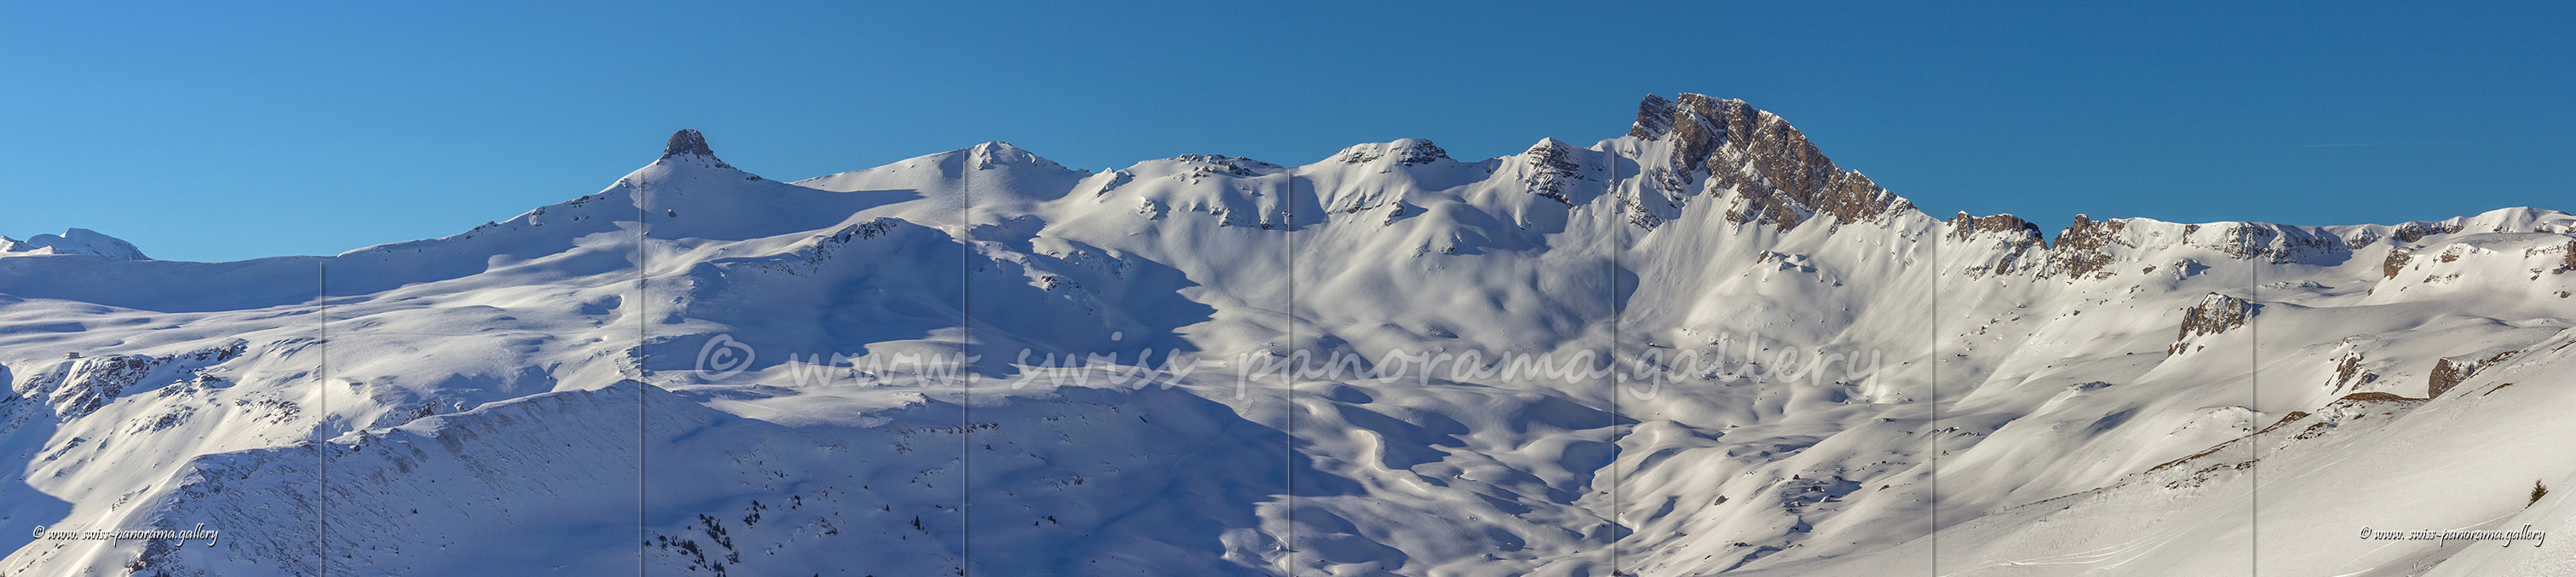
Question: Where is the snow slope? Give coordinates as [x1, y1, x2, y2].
[1, 99, 2570, 576]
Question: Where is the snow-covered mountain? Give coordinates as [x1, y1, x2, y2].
[3, 95, 2571, 576]
[0, 228, 148, 260]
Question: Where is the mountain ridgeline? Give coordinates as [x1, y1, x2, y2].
[1, 95, 2571, 576]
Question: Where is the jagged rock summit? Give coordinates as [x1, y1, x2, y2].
[1623, 92, 1912, 231]
[659, 128, 733, 169]
[664, 128, 716, 157]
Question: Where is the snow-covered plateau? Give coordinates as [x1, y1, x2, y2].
[2, 94, 2570, 576]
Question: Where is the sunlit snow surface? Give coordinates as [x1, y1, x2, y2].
[2, 99, 2572, 576]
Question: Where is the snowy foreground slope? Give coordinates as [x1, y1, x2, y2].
[2, 95, 2572, 576]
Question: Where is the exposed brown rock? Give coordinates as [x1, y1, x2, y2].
[2560, 239, 2575, 274]
[2429, 350, 2520, 397]
[1631, 94, 1911, 230]
[1664, 94, 1739, 176]
[2427, 358, 2467, 397]
[1628, 94, 1677, 140]
[2331, 351, 2378, 391]
[2263, 411, 2313, 434]
[1814, 171, 1909, 224]
[2170, 293, 2257, 355]
[2383, 246, 2412, 279]
[2050, 216, 2129, 278]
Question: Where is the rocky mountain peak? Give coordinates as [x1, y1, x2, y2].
[1619, 93, 1912, 231]
[1628, 93, 1678, 139]
[660, 129, 734, 169]
[1520, 138, 1594, 206]
[664, 129, 716, 157]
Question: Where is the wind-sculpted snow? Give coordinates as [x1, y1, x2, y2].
[2, 94, 2573, 575]
[0, 228, 150, 260]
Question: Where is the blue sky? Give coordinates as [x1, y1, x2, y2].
[4, 1, 2567, 262]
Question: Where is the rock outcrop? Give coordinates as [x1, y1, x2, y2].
[1950, 212, 2048, 278]
[2170, 292, 2258, 356]
[2428, 350, 2518, 397]
[2050, 216, 2127, 279]
[1335, 139, 1449, 167]
[1630, 94, 1912, 231]
[1520, 138, 1591, 207]
[661, 129, 734, 169]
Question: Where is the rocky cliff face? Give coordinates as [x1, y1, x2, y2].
[1519, 137, 1599, 207]
[2171, 292, 2257, 356]
[2429, 350, 2519, 397]
[1627, 93, 1912, 232]
[661, 129, 734, 170]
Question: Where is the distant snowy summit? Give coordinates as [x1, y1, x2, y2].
[0, 228, 147, 260]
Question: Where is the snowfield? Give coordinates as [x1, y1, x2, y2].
[2, 94, 2570, 575]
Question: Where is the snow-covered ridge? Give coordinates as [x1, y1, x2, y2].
[0, 228, 147, 260]
[0, 96, 2571, 576]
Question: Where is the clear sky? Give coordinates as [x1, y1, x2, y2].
[4, 1, 2567, 262]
